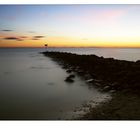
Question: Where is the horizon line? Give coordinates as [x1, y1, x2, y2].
[1, 46, 140, 49]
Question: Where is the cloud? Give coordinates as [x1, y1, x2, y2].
[1, 29, 13, 32]
[34, 36, 45, 38]
[2, 35, 45, 41]
[32, 36, 45, 40]
[19, 36, 28, 39]
[3, 37, 23, 41]
[28, 31, 36, 33]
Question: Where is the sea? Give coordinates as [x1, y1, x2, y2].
[0, 47, 140, 119]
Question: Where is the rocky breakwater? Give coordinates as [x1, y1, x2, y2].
[42, 51, 140, 119]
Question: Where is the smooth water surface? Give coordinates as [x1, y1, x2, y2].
[0, 48, 110, 119]
[48, 47, 140, 61]
[1, 47, 139, 119]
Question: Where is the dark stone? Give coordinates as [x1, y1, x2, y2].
[65, 77, 74, 83]
[69, 74, 75, 78]
[64, 74, 75, 83]
[66, 69, 72, 73]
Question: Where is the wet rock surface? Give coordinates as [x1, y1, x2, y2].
[65, 74, 75, 83]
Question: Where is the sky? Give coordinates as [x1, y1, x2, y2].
[0, 4, 140, 47]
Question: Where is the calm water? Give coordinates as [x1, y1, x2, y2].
[0, 48, 110, 119]
[48, 47, 140, 61]
[0, 47, 139, 119]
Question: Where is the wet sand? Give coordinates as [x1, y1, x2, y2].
[42, 51, 140, 120]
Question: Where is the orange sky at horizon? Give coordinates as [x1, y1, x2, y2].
[0, 5, 140, 48]
[1, 35, 140, 48]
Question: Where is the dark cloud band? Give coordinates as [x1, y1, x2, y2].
[33, 36, 45, 38]
[3, 35, 45, 41]
[32, 36, 45, 40]
[4, 37, 23, 41]
[1, 30, 13, 32]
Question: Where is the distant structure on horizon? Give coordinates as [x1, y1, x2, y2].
[44, 44, 48, 50]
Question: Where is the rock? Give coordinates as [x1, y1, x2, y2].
[94, 79, 102, 82]
[64, 74, 75, 83]
[136, 60, 140, 64]
[110, 90, 116, 93]
[95, 82, 100, 86]
[65, 77, 74, 83]
[69, 74, 75, 78]
[103, 86, 110, 90]
[85, 74, 91, 79]
[66, 69, 72, 73]
[86, 79, 94, 83]
[77, 70, 84, 75]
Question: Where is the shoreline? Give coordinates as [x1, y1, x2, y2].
[42, 51, 140, 120]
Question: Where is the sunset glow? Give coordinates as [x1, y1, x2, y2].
[0, 5, 140, 48]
